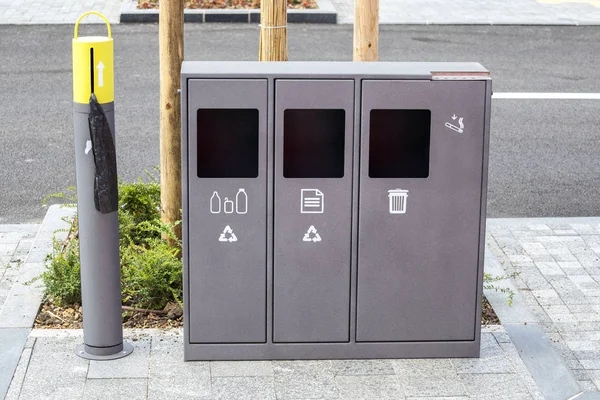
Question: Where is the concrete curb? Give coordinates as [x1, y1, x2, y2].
[120, 0, 337, 24]
[0, 205, 75, 400]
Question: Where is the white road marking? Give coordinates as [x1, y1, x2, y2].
[493, 93, 600, 100]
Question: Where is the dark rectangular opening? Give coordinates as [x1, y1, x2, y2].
[368, 109, 431, 178]
[284, 109, 345, 178]
[197, 108, 259, 178]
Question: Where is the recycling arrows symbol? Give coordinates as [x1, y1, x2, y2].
[218, 225, 238, 243]
[303, 225, 322, 243]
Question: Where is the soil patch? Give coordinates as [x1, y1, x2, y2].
[138, 0, 318, 10]
[35, 296, 500, 329]
[35, 302, 183, 330]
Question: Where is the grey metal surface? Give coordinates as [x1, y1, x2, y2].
[76, 341, 134, 361]
[356, 80, 487, 343]
[181, 61, 488, 78]
[182, 62, 491, 359]
[187, 79, 268, 344]
[74, 102, 125, 356]
[273, 80, 354, 343]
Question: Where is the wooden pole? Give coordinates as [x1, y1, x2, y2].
[159, 0, 184, 243]
[353, 0, 379, 61]
[259, 0, 288, 61]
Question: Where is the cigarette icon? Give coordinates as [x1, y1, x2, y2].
[445, 117, 464, 133]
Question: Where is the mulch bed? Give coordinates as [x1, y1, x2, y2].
[35, 296, 500, 329]
[35, 302, 183, 330]
[138, 0, 318, 9]
[482, 296, 500, 325]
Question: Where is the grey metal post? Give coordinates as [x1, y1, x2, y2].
[72, 12, 133, 360]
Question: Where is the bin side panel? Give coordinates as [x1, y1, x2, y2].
[187, 79, 268, 343]
[273, 79, 354, 343]
[357, 80, 488, 342]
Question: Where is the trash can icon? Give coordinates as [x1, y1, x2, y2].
[388, 189, 409, 214]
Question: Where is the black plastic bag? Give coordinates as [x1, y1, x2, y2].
[88, 93, 118, 214]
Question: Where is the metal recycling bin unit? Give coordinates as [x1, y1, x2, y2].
[181, 62, 492, 360]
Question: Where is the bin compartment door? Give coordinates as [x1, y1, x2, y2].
[187, 79, 267, 343]
[273, 80, 354, 343]
[356, 80, 487, 342]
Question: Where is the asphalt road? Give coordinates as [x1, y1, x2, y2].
[0, 24, 599, 223]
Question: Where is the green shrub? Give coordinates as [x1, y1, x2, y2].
[121, 239, 182, 310]
[42, 173, 182, 311]
[42, 235, 81, 306]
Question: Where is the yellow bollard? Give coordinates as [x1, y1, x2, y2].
[72, 11, 114, 105]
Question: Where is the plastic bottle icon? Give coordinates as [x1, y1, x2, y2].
[224, 198, 234, 214]
[236, 188, 248, 214]
[210, 191, 221, 214]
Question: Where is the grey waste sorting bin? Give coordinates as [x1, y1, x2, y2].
[181, 61, 492, 360]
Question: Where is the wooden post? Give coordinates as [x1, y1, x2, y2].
[159, 0, 184, 243]
[259, 0, 288, 61]
[353, 0, 378, 61]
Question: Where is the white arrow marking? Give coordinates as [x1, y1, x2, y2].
[452, 114, 457, 120]
[96, 61, 105, 88]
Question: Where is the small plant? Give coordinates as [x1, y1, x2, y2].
[42, 237, 81, 306]
[484, 272, 519, 306]
[41, 171, 182, 312]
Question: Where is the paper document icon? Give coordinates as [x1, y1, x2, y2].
[301, 189, 324, 214]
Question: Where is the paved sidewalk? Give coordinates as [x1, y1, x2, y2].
[487, 218, 600, 395]
[1, 0, 600, 24]
[0, 206, 74, 400]
[331, 0, 600, 24]
[5, 327, 544, 400]
[2, 215, 600, 399]
[0, 0, 123, 25]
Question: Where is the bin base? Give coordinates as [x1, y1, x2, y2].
[76, 341, 134, 360]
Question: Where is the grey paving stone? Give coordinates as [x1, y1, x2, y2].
[392, 359, 456, 378]
[574, 312, 600, 322]
[497, 342, 545, 400]
[573, 350, 600, 360]
[504, 323, 580, 400]
[493, 331, 512, 343]
[565, 358, 584, 370]
[88, 337, 150, 379]
[147, 336, 211, 400]
[212, 376, 276, 400]
[406, 398, 469, 400]
[579, 322, 600, 331]
[331, 359, 395, 376]
[509, 254, 533, 263]
[549, 313, 579, 323]
[536, 261, 565, 276]
[398, 376, 467, 398]
[211, 360, 273, 377]
[0, 328, 30, 400]
[0, 262, 46, 328]
[589, 371, 600, 392]
[336, 375, 403, 400]
[273, 360, 338, 400]
[458, 373, 530, 400]
[581, 358, 600, 369]
[544, 304, 571, 314]
[548, 249, 578, 262]
[82, 378, 148, 400]
[451, 334, 514, 374]
[18, 336, 88, 400]
[4, 346, 32, 400]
